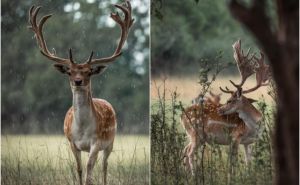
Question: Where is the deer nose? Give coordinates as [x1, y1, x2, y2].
[74, 79, 82, 86]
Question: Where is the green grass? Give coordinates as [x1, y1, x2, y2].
[2, 134, 149, 185]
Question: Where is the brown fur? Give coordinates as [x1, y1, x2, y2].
[64, 99, 116, 142]
[181, 102, 249, 173]
[181, 103, 247, 141]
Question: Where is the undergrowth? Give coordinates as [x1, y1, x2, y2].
[151, 54, 275, 185]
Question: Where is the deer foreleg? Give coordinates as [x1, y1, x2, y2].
[228, 137, 241, 184]
[243, 144, 252, 165]
[70, 143, 83, 185]
[85, 145, 99, 185]
[187, 142, 198, 175]
[102, 143, 113, 185]
[183, 143, 192, 171]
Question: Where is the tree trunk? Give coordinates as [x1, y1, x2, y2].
[228, 0, 299, 184]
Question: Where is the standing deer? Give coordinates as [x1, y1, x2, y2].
[181, 40, 270, 174]
[28, 1, 134, 185]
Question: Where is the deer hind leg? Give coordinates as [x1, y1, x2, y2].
[243, 144, 252, 165]
[182, 143, 192, 171]
[229, 133, 241, 164]
[187, 142, 199, 175]
[102, 143, 113, 185]
[70, 143, 83, 185]
[85, 145, 99, 185]
[216, 146, 223, 160]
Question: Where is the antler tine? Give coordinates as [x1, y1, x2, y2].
[28, 6, 70, 64]
[87, 0, 134, 65]
[112, 4, 130, 54]
[219, 87, 234, 94]
[232, 39, 256, 87]
[245, 47, 251, 58]
[31, 6, 41, 28]
[69, 48, 74, 63]
[243, 52, 271, 94]
[87, 51, 94, 63]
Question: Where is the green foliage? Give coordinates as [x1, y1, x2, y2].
[2, 0, 149, 134]
[197, 51, 231, 96]
[151, 86, 275, 185]
[151, 83, 187, 184]
[151, 58, 275, 184]
[151, 0, 261, 76]
[151, 0, 163, 20]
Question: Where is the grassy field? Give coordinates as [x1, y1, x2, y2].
[151, 75, 274, 104]
[2, 134, 149, 185]
[151, 76, 275, 185]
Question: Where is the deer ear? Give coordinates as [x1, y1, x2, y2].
[91, 65, 107, 75]
[53, 64, 70, 74]
[247, 98, 257, 104]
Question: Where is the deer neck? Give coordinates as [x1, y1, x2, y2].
[237, 104, 262, 130]
[71, 84, 95, 125]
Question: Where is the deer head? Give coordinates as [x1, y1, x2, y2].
[28, 1, 134, 89]
[218, 40, 270, 117]
[207, 91, 222, 105]
[191, 91, 222, 105]
[217, 89, 257, 115]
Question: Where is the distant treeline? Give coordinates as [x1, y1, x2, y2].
[151, 0, 275, 76]
[2, 0, 149, 134]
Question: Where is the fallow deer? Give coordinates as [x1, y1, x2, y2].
[192, 91, 222, 106]
[28, 2, 134, 185]
[181, 40, 270, 174]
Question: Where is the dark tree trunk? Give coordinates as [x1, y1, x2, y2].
[228, 0, 299, 184]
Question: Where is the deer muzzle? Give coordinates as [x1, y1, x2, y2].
[74, 79, 83, 86]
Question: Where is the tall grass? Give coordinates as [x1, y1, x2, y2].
[2, 135, 149, 185]
[151, 79, 275, 185]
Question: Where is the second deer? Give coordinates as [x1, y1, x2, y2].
[181, 40, 270, 174]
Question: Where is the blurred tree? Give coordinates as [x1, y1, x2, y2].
[151, 0, 259, 76]
[228, 0, 299, 184]
[2, 0, 149, 134]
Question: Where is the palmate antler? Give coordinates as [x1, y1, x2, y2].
[29, 1, 134, 66]
[220, 40, 271, 94]
[242, 52, 270, 93]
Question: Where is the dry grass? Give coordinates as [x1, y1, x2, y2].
[151, 75, 274, 104]
[1, 134, 149, 185]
